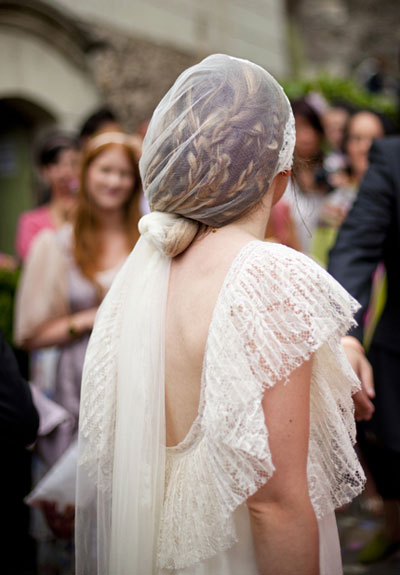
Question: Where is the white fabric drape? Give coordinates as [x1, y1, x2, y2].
[75, 236, 170, 575]
[76, 236, 365, 574]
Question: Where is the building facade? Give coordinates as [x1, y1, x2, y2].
[0, 0, 289, 254]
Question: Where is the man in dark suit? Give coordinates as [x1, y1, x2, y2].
[329, 136, 400, 563]
[0, 331, 39, 574]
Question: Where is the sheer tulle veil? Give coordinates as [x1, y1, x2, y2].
[75, 54, 295, 574]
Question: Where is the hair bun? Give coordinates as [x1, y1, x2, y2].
[138, 212, 199, 257]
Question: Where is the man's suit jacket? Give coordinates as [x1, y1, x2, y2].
[0, 331, 39, 572]
[328, 136, 400, 354]
[0, 332, 39, 445]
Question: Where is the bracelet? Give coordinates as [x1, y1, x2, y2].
[68, 318, 79, 339]
[341, 336, 364, 354]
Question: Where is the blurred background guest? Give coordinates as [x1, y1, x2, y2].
[79, 107, 149, 215]
[291, 98, 328, 193]
[283, 98, 330, 254]
[15, 131, 142, 458]
[78, 106, 122, 147]
[323, 105, 350, 155]
[313, 110, 386, 266]
[322, 104, 351, 187]
[344, 111, 386, 184]
[15, 134, 81, 262]
[0, 330, 39, 575]
[14, 131, 142, 573]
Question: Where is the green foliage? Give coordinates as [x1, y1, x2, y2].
[0, 268, 20, 345]
[281, 75, 397, 120]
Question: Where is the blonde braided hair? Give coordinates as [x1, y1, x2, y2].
[140, 54, 293, 256]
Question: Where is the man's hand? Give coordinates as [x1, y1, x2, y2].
[342, 336, 375, 422]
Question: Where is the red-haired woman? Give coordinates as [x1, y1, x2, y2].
[15, 131, 142, 459]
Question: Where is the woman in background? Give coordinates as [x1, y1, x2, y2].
[15, 131, 142, 458]
[15, 133, 80, 262]
[284, 99, 330, 254]
[313, 110, 385, 266]
[14, 131, 142, 573]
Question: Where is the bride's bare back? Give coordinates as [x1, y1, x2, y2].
[165, 229, 255, 447]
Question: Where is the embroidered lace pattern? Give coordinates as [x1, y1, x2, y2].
[78, 270, 128, 492]
[158, 241, 365, 570]
[79, 240, 365, 571]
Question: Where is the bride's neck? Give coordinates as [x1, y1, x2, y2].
[222, 172, 289, 240]
[222, 194, 274, 241]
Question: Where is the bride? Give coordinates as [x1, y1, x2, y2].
[75, 54, 364, 574]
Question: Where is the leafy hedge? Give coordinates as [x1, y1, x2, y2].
[281, 75, 398, 121]
[0, 268, 20, 345]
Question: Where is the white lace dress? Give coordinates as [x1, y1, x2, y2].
[77, 240, 365, 575]
[157, 241, 364, 574]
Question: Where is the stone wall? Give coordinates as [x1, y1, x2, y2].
[1, 0, 290, 131]
[287, 0, 400, 79]
[84, 22, 198, 132]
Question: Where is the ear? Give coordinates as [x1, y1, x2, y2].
[271, 171, 291, 206]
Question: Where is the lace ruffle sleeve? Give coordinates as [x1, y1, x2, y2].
[158, 241, 365, 570]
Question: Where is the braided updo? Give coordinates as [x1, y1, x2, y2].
[139, 54, 295, 256]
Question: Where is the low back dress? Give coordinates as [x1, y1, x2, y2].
[78, 239, 365, 575]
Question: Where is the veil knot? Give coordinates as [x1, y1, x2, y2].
[139, 211, 199, 257]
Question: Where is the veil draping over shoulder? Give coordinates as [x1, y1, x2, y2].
[75, 54, 295, 574]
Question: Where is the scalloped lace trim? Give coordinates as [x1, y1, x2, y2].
[277, 100, 296, 173]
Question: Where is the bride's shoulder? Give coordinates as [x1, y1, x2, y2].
[243, 240, 326, 280]
[236, 240, 359, 316]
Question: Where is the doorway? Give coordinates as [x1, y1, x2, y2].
[0, 97, 54, 256]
